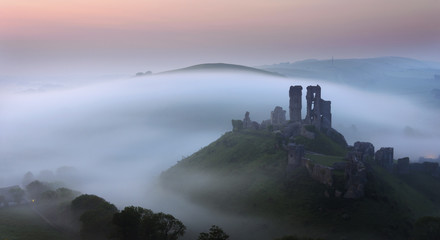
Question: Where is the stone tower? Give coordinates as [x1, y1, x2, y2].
[320, 99, 332, 130]
[289, 85, 302, 122]
[305, 85, 322, 129]
[304, 85, 332, 130]
[271, 106, 286, 125]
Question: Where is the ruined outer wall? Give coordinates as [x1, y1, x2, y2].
[304, 159, 333, 186]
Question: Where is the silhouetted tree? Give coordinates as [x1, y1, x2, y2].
[198, 225, 229, 240]
[113, 206, 186, 240]
[151, 212, 186, 240]
[26, 180, 50, 200]
[71, 194, 118, 240]
[113, 206, 151, 240]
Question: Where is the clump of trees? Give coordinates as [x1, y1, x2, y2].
[71, 194, 118, 240]
[198, 225, 229, 240]
[113, 206, 186, 240]
[70, 195, 188, 240]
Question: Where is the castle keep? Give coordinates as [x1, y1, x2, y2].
[239, 84, 333, 133]
[290, 85, 332, 130]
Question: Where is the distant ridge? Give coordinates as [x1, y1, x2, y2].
[159, 63, 285, 77]
[258, 56, 440, 85]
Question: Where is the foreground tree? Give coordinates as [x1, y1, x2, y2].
[113, 206, 152, 240]
[113, 206, 186, 240]
[198, 225, 229, 240]
[71, 194, 118, 240]
[150, 212, 186, 240]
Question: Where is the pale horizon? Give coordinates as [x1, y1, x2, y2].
[1, 0, 439, 76]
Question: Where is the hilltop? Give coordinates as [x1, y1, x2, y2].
[133, 63, 285, 77]
[161, 84, 440, 240]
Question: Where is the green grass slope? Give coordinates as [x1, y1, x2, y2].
[161, 129, 440, 240]
[0, 205, 77, 240]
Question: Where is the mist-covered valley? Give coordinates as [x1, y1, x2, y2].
[1, 62, 440, 239]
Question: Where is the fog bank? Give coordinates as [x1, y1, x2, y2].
[1, 71, 439, 237]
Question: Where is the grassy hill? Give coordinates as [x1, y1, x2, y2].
[159, 63, 285, 77]
[161, 129, 440, 240]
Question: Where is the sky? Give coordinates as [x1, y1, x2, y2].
[1, 0, 439, 76]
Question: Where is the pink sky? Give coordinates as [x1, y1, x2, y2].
[1, 0, 439, 75]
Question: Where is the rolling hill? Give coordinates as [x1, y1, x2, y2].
[158, 63, 285, 77]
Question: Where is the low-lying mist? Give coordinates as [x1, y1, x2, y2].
[1, 71, 439, 237]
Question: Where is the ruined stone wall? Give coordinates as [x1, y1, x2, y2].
[302, 85, 333, 130]
[305, 85, 322, 129]
[320, 99, 332, 130]
[289, 85, 302, 122]
[287, 143, 304, 168]
[375, 147, 394, 171]
[344, 157, 367, 199]
[397, 157, 410, 174]
[303, 159, 333, 186]
[271, 106, 286, 125]
[353, 141, 375, 161]
[242, 112, 259, 129]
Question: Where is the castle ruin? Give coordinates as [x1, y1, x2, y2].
[232, 85, 440, 200]
[271, 106, 286, 125]
[289, 85, 332, 130]
[289, 86, 302, 122]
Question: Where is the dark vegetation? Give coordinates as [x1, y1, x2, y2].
[198, 225, 229, 240]
[161, 129, 440, 239]
[0, 180, 194, 240]
[112, 206, 186, 240]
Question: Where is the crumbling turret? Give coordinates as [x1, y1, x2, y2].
[242, 112, 260, 130]
[271, 106, 286, 125]
[353, 141, 375, 161]
[303, 85, 332, 130]
[289, 86, 302, 122]
[375, 147, 394, 171]
[243, 111, 252, 129]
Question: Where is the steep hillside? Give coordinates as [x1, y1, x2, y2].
[161, 129, 440, 240]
